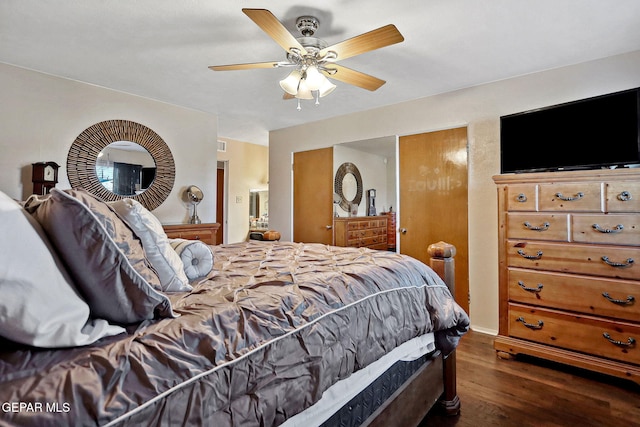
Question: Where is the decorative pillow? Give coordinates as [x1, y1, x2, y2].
[168, 238, 214, 281]
[109, 199, 192, 292]
[25, 189, 174, 324]
[0, 191, 125, 347]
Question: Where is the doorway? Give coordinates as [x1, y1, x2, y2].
[216, 161, 227, 245]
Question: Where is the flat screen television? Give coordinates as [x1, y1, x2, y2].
[500, 87, 640, 173]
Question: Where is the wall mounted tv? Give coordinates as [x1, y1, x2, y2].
[500, 87, 640, 173]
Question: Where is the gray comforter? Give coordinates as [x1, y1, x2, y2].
[0, 241, 469, 427]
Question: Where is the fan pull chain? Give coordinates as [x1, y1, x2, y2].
[315, 91, 320, 105]
[297, 98, 301, 111]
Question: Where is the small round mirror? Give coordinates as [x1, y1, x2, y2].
[186, 185, 203, 224]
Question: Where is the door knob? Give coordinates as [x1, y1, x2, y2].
[326, 225, 333, 230]
[400, 228, 407, 234]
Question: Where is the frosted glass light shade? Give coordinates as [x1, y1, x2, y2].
[304, 66, 324, 91]
[279, 70, 302, 95]
[295, 79, 314, 99]
[318, 78, 337, 97]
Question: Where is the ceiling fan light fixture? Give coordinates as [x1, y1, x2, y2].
[209, 9, 404, 109]
[304, 65, 324, 91]
[295, 79, 314, 100]
[318, 78, 337, 98]
[279, 69, 302, 95]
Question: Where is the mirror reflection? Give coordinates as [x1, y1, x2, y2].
[96, 141, 156, 196]
[342, 173, 358, 201]
[249, 190, 269, 230]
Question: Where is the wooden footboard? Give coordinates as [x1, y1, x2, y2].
[428, 241, 460, 416]
[359, 242, 460, 426]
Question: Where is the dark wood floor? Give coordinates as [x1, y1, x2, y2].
[420, 330, 640, 427]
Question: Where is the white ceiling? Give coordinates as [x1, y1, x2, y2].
[2, 1, 639, 146]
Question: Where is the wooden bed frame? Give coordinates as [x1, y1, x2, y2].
[364, 241, 460, 426]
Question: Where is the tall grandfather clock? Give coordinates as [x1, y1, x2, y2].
[32, 161, 60, 195]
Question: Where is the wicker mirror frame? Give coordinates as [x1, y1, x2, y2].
[67, 120, 175, 210]
[334, 162, 363, 212]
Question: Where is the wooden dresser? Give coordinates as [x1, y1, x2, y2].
[493, 169, 640, 384]
[163, 223, 220, 245]
[333, 216, 388, 250]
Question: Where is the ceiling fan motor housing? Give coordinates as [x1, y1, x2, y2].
[296, 16, 319, 37]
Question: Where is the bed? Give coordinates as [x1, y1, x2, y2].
[0, 188, 469, 427]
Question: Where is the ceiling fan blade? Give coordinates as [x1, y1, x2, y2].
[283, 92, 295, 100]
[323, 64, 386, 91]
[319, 24, 404, 61]
[209, 61, 280, 71]
[242, 8, 307, 56]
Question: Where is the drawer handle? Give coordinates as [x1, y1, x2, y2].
[602, 292, 635, 305]
[523, 221, 550, 231]
[555, 192, 584, 201]
[516, 316, 544, 330]
[516, 193, 528, 203]
[518, 281, 543, 293]
[602, 332, 636, 348]
[592, 223, 624, 234]
[617, 191, 633, 202]
[517, 249, 543, 260]
[601, 256, 634, 268]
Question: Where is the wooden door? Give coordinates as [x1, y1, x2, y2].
[215, 166, 224, 245]
[293, 148, 334, 244]
[399, 127, 469, 313]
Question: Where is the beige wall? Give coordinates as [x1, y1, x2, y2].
[217, 138, 269, 243]
[0, 63, 218, 224]
[268, 50, 640, 334]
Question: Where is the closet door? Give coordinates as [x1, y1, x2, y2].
[399, 127, 469, 313]
[293, 148, 334, 244]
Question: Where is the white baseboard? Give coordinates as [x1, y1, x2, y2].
[469, 325, 498, 336]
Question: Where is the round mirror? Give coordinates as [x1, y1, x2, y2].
[67, 120, 175, 210]
[187, 185, 204, 204]
[96, 141, 156, 196]
[186, 185, 203, 224]
[334, 162, 363, 212]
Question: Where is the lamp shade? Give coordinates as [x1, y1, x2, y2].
[318, 78, 337, 97]
[279, 69, 302, 95]
[295, 79, 314, 99]
[304, 66, 324, 91]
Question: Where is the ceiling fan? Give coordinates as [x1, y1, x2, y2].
[209, 9, 404, 109]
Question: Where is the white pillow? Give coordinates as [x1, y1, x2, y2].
[0, 191, 125, 347]
[168, 238, 214, 281]
[109, 199, 192, 292]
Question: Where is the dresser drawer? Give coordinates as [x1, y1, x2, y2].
[507, 213, 568, 241]
[508, 268, 640, 322]
[508, 304, 640, 365]
[606, 181, 640, 213]
[505, 184, 537, 211]
[572, 213, 640, 246]
[177, 229, 214, 243]
[506, 240, 640, 280]
[163, 223, 218, 245]
[539, 182, 602, 212]
[348, 227, 386, 239]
